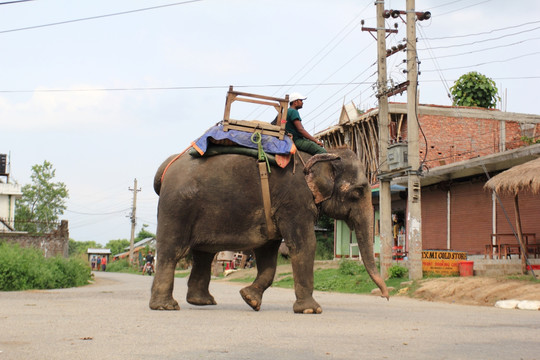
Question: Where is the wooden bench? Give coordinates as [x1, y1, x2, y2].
[222, 85, 289, 140]
[485, 233, 537, 259]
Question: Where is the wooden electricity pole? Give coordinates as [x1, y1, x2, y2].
[128, 178, 141, 264]
[375, 0, 393, 279]
[406, 0, 423, 280]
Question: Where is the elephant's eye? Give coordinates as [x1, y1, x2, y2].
[348, 184, 368, 200]
[348, 188, 363, 200]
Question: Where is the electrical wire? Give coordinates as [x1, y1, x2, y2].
[65, 208, 131, 216]
[419, 26, 540, 50]
[0, 0, 33, 5]
[246, 0, 373, 120]
[421, 20, 540, 41]
[436, 0, 493, 17]
[418, 37, 540, 60]
[0, 0, 203, 35]
[422, 51, 540, 72]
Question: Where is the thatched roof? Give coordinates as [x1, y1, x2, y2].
[484, 156, 540, 195]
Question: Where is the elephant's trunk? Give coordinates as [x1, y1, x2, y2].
[347, 216, 389, 300]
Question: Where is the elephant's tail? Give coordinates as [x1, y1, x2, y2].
[154, 153, 183, 195]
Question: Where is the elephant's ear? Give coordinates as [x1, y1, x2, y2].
[304, 154, 341, 204]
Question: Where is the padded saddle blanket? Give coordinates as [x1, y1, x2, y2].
[191, 124, 295, 156]
[190, 124, 296, 168]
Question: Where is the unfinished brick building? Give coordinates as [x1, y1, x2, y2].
[318, 102, 540, 257]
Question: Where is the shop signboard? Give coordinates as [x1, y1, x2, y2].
[422, 250, 467, 276]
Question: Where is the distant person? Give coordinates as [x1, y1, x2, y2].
[285, 93, 326, 155]
[101, 256, 107, 271]
[143, 251, 155, 274]
[96, 256, 102, 271]
[91, 256, 97, 271]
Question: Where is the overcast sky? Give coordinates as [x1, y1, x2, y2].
[1, 0, 539, 245]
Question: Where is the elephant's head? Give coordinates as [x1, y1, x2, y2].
[304, 149, 389, 299]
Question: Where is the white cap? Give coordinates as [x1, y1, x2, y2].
[289, 92, 307, 103]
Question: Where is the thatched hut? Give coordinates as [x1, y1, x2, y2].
[485, 156, 540, 273]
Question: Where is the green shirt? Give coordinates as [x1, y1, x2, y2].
[285, 108, 303, 141]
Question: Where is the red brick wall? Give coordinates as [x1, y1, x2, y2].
[421, 186, 448, 250]
[494, 191, 540, 239]
[402, 111, 540, 169]
[450, 181, 492, 255]
[421, 181, 493, 255]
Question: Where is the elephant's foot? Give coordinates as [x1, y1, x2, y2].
[293, 298, 323, 314]
[186, 289, 217, 306]
[149, 296, 181, 311]
[240, 286, 263, 311]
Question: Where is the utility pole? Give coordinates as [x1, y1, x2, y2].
[128, 178, 141, 264]
[406, 0, 423, 280]
[362, 1, 399, 279]
[375, 0, 393, 279]
[364, 0, 430, 280]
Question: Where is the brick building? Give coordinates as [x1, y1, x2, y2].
[317, 102, 540, 258]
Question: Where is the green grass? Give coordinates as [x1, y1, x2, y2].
[273, 267, 404, 294]
[229, 260, 407, 295]
[174, 271, 190, 278]
[506, 274, 540, 283]
[106, 258, 141, 274]
[0, 242, 92, 291]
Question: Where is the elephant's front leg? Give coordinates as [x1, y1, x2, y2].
[240, 240, 281, 311]
[186, 250, 217, 306]
[287, 232, 322, 314]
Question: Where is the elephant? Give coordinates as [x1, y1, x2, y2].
[149, 147, 389, 313]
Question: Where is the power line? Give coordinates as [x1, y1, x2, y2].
[427, 0, 467, 10]
[2, 76, 539, 95]
[0, 0, 33, 5]
[422, 51, 540, 72]
[419, 37, 540, 60]
[65, 208, 131, 216]
[419, 26, 540, 50]
[0, 82, 376, 94]
[0, 0, 203, 35]
[420, 20, 540, 41]
[436, 0, 493, 17]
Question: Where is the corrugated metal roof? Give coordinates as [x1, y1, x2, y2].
[87, 248, 111, 254]
[123, 237, 155, 250]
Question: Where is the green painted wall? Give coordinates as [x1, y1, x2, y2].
[334, 214, 380, 258]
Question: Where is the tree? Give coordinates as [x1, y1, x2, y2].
[68, 240, 101, 257]
[106, 239, 130, 256]
[15, 161, 69, 233]
[135, 224, 155, 242]
[450, 71, 499, 109]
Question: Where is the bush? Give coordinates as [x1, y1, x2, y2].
[338, 259, 366, 276]
[316, 232, 334, 260]
[0, 242, 91, 291]
[388, 265, 408, 279]
[106, 258, 132, 272]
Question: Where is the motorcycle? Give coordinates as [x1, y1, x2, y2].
[143, 261, 154, 276]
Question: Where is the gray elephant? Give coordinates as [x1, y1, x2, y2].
[150, 148, 389, 313]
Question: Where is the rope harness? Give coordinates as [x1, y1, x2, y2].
[251, 131, 277, 239]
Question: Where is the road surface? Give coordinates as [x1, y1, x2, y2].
[1, 271, 539, 360]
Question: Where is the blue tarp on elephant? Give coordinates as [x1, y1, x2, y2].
[191, 124, 294, 155]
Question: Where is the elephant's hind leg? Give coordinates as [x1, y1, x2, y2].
[186, 250, 217, 306]
[240, 241, 281, 311]
[150, 254, 181, 311]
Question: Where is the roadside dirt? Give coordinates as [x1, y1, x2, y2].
[218, 261, 540, 307]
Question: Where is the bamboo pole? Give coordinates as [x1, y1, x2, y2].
[513, 194, 528, 274]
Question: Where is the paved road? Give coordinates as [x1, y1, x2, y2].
[1, 271, 539, 360]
